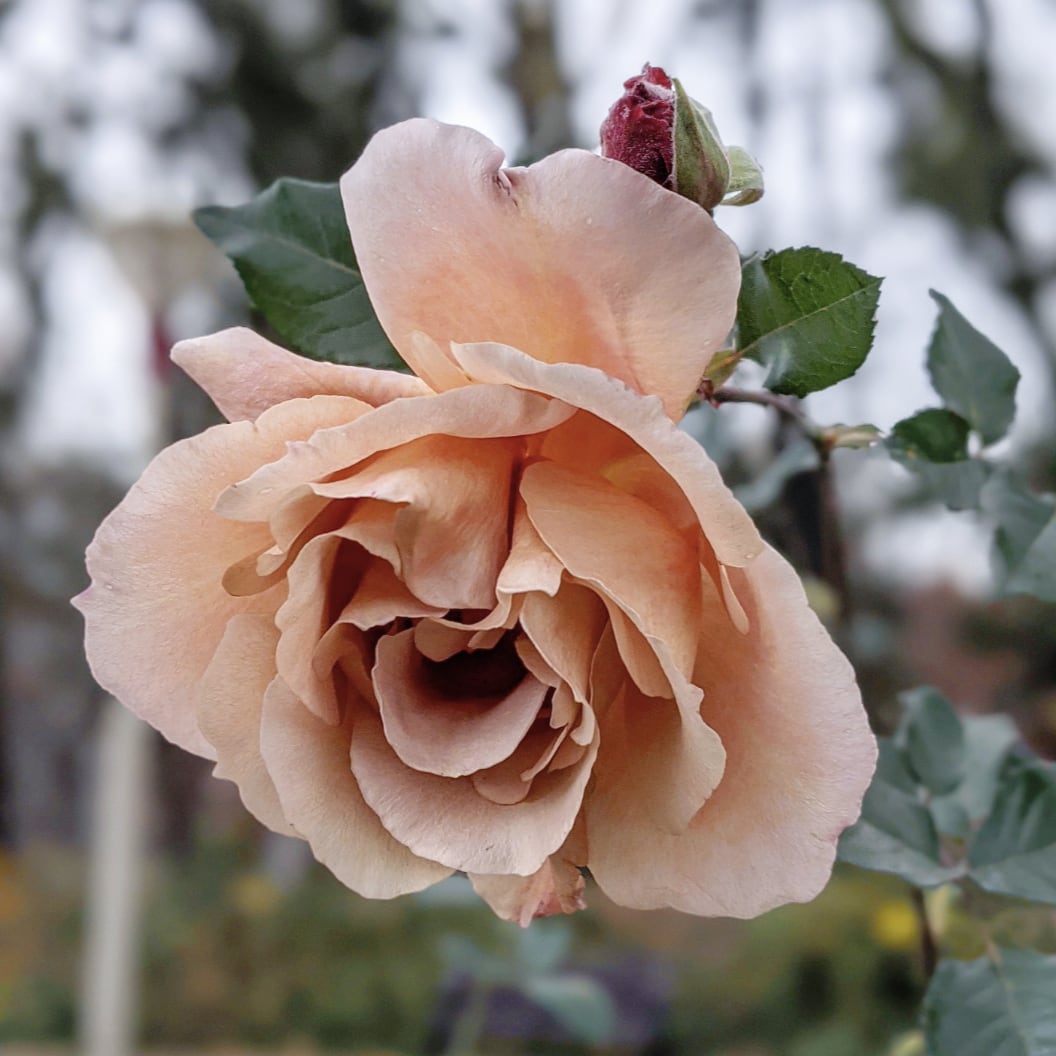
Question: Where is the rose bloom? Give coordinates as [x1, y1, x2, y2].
[75, 119, 876, 926]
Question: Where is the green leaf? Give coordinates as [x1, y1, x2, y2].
[968, 758, 1056, 904]
[899, 687, 966, 797]
[838, 741, 960, 887]
[519, 975, 615, 1046]
[886, 409, 991, 510]
[1005, 514, 1056, 603]
[194, 179, 401, 369]
[926, 291, 1020, 445]
[889, 409, 971, 462]
[923, 948, 1056, 1056]
[931, 714, 1020, 828]
[737, 247, 882, 397]
[982, 474, 1056, 602]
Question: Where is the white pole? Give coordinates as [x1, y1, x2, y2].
[79, 698, 151, 1056]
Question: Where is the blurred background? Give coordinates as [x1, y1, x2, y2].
[1, 0, 1055, 1053]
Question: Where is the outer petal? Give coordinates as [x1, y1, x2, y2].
[342, 118, 741, 419]
[450, 341, 763, 568]
[196, 613, 295, 836]
[260, 678, 451, 898]
[585, 546, 877, 917]
[74, 395, 367, 757]
[173, 327, 430, 422]
[470, 857, 586, 927]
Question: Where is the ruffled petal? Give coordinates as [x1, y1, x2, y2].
[74, 395, 365, 757]
[215, 384, 574, 524]
[585, 546, 877, 916]
[196, 613, 295, 836]
[373, 629, 548, 778]
[259, 678, 451, 898]
[349, 709, 599, 875]
[341, 118, 741, 419]
[173, 327, 430, 422]
[450, 341, 763, 568]
[521, 461, 702, 678]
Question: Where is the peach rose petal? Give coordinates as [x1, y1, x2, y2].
[602, 599, 671, 699]
[173, 326, 430, 422]
[470, 724, 562, 805]
[603, 656, 726, 835]
[403, 330, 473, 392]
[470, 855, 586, 927]
[312, 435, 518, 610]
[349, 709, 599, 875]
[373, 629, 549, 778]
[215, 384, 574, 524]
[586, 546, 877, 916]
[451, 341, 763, 568]
[74, 394, 363, 757]
[521, 461, 702, 678]
[342, 118, 741, 419]
[337, 560, 446, 630]
[496, 500, 565, 599]
[196, 614, 295, 836]
[259, 678, 451, 898]
[273, 532, 355, 726]
[519, 583, 608, 705]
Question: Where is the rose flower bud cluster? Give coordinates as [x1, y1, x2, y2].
[76, 100, 875, 925]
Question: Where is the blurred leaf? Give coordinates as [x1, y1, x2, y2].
[982, 473, 1056, 602]
[1004, 514, 1056, 604]
[926, 291, 1020, 445]
[899, 687, 966, 796]
[737, 247, 882, 397]
[887, 410, 990, 510]
[519, 974, 615, 1046]
[734, 434, 820, 512]
[515, 919, 572, 974]
[889, 409, 971, 462]
[194, 179, 401, 369]
[838, 742, 961, 887]
[931, 714, 1020, 829]
[968, 758, 1056, 904]
[923, 948, 1056, 1055]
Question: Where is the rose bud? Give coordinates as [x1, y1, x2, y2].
[600, 63, 764, 211]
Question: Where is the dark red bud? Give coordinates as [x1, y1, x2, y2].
[599, 63, 675, 188]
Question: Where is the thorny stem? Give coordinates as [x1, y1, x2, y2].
[706, 385, 823, 443]
[912, 887, 939, 981]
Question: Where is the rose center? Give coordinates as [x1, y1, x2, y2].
[420, 630, 526, 700]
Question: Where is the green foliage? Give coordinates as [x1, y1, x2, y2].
[889, 409, 972, 463]
[982, 473, 1056, 603]
[882, 293, 1022, 513]
[926, 292, 1020, 446]
[899, 687, 966, 797]
[736, 247, 882, 397]
[838, 740, 960, 887]
[923, 948, 1056, 1056]
[841, 685, 1056, 914]
[440, 923, 616, 1047]
[194, 178, 401, 369]
[968, 759, 1056, 905]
